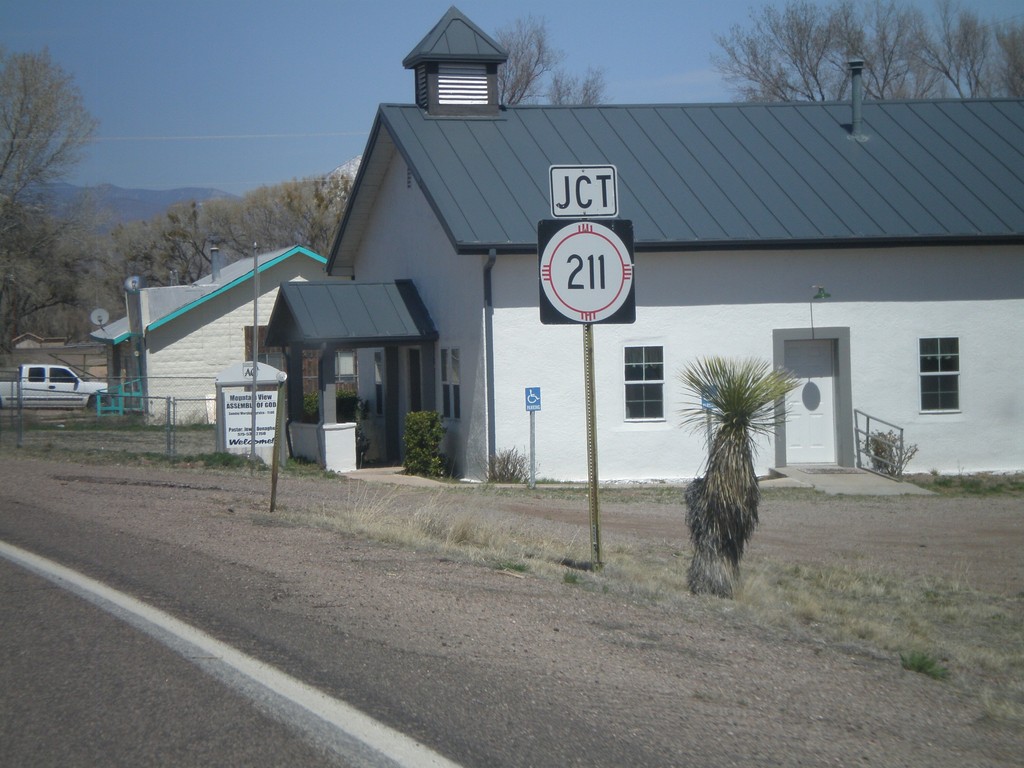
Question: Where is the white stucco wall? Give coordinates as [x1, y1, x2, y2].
[489, 245, 1024, 480]
[352, 154, 490, 477]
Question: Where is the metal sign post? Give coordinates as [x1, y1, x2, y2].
[582, 324, 602, 568]
[525, 387, 541, 489]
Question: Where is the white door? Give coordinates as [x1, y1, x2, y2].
[784, 339, 836, 464]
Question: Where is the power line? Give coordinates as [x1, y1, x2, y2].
[90, 130, 368, 143]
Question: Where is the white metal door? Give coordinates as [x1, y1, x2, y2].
[784, 339, 836, 464]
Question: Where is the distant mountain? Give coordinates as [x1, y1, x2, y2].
[44, 159, 361, 231]
[46, 182, 238, 229]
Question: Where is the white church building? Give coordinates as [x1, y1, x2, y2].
[267, 7, 1023, 481]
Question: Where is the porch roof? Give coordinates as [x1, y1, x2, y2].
[265, 280, 438, 348]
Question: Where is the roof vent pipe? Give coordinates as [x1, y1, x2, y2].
[848, 57, 865, 139]
[211, 246, 222, 283]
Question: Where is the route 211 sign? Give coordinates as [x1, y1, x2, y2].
[538, 218, 635, 325]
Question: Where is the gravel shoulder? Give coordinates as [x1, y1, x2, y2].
[2, 452, 1022, 767]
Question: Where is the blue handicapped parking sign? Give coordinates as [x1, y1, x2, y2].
[525, 387, 542, 412]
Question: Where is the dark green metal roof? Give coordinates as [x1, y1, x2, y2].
[265, 280, 438, 348]
[328, 98, 1024, 272]
[402, 5, 507, 69]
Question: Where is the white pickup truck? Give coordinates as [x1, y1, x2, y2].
[0, 364, 107, 409]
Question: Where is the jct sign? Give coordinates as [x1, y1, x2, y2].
[549, 165, 618, 218]
[538, 218, 635, 325]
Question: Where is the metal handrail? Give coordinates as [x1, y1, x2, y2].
[854, 409, 906, 478]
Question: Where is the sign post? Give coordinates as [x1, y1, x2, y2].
[525, 387, 541, 489]
[581, 324, 601, 567]
[538, 167, 633, 569]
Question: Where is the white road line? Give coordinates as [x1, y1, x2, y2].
[1, 539, 463, 768]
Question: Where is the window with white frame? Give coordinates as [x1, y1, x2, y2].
[624, 345, 664, 420]
[919, 337, 959, 411]
[441, 347, 460, 419]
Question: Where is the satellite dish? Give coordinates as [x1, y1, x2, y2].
[90, 307, 110, 326]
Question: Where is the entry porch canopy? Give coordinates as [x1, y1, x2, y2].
[266, 280, 438, 459]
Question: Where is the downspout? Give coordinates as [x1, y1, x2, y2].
[483, 249, 497, 466]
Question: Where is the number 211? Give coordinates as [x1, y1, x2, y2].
[567, 254, 605, 290]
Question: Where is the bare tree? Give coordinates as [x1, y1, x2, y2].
[714, 1, 849, 101]
[496, 16, 608, 106]
[203, 174, 350, 260]
[0, 48, 97, 205]
[548, 66, 607, 105]
[107, 174, 351, 293]
[995, 20, 1024, 96]
[713, 0, 1020, 102]
[0, 48, 98, 355]
[496, 16, 561, 105]
[918, 0, 993, 97]
[857, 0, 938, 98]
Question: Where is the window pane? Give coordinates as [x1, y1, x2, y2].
[919, 338, 938, 356]
[442, 383, 451, 418]
[625, 362, 645, 381]
[921, 374, 959, 411]
[440, 349, 449, 381]
[644, 347, 664, 365]
[625, 383, 664, 420]
[624, 346, 663, 382]
[450, 349, 460, 384]
[624, 347, 644, 366]
[452, 385, 461, 419]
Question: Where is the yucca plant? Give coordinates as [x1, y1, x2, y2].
[678, 357, 798, 598]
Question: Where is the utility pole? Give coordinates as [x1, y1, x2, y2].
[250, 241, 259, 464]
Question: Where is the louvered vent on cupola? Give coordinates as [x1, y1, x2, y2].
[403, 7, 508, 116]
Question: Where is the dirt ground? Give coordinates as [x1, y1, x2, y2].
[464, 478, 1024, 597]
[2, 453, 1022, 766]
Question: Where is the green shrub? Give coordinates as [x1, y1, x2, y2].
[403, 411, 446, 477]
[302, 391, 319, 423]
[900, 650, 949, 680]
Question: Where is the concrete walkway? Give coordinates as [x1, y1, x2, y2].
[346, 464, 934, 496]
[343, 465, 447, 488]
[764, 465, 934, 495]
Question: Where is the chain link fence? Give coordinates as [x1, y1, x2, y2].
[0, 376, 228, 457]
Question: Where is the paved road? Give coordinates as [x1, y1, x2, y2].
[1, 558, 353, 768]
[0, 498, 465, 768]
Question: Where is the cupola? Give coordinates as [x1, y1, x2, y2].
[402, 6, 508, 116]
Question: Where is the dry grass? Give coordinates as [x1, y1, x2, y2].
[267, 478, 1024, 723]
[735, 557, 1024, 722]
[274, 480, 592, 579]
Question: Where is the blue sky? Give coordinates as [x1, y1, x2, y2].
[3, 0, 1022, 194]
